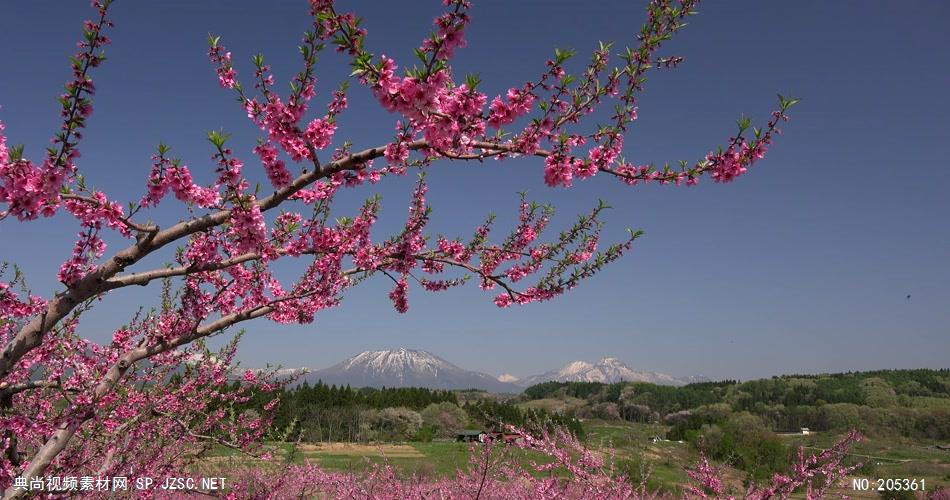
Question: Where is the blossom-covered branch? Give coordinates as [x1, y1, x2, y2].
[0, 0, 803, 493]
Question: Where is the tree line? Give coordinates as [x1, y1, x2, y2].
[522, 369, 950, 481]
[521, 369, 950, 440]
[230, 380, 582, 443]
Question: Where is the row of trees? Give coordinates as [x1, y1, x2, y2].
[226, 382, 582, 443]
[250, 380, 459, 411]
[524, 379, 733, 413]
[524, 369, 950, 409]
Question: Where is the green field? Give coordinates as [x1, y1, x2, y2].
[780, 433, 950, 498]
[202, 439, 558, 480]
[201, 421, 950, 496]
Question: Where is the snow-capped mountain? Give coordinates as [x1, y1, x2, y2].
[266, 367, 310, 378]
[516, 357, 696, 387]
[304, 348, 520, 393]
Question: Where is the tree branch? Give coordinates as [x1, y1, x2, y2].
[61, 193, 158, 234]
[0, 140, 426, 382]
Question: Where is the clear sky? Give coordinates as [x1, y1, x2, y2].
[1, 1, 947, 381]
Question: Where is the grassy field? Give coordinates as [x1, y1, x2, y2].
[200, 421, 701, 493]
[577, 421, 698, 495]
[201, 421, 950, 496]
[780, 433, 950, 498]
[518, 396, 588, 415]
[201, 440, 558, 480]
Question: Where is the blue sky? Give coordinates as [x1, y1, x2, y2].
[0, 1, 947, 381]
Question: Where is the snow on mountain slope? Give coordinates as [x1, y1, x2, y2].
[517, 357, 694, 387]
[305, 348, 520, 392]
[260, 350, 707, 392]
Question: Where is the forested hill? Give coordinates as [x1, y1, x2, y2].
[228, 369, 948, 446]
[520, 368, 950, 443]
[523, 368, 950, 410]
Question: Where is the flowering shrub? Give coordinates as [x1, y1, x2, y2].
[0, 0, 813, 498]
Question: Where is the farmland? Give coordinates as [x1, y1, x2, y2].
[200, 420, 949, 497]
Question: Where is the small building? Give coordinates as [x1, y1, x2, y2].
[456, 430, 486, 443]
[484, 431, 524, 445]
[456, 430, 525, 445]
[776, 427, 814, 436]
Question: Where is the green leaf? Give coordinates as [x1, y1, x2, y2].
[553, 48, 576, 65]
[737, 116, 751, 131]
[9, 145, 24, 162]
[206, 130, 231, 149]
[464, 73, 481, 91]
[414, 48, 427, 64]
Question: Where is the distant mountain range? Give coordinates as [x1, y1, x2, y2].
[279, 348, 707, 392]
[510, 357, 708, 387]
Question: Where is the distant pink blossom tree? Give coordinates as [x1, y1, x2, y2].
[0, 0, 823, 498]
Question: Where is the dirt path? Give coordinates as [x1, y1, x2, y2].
[298, 443, 424, 457]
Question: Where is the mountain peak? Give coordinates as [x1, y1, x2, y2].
[560, 361, 594, 375]
[305, 349, 519, 392]
[516, 357, 693, 387]
[343, 349, 448, 375]
[283, 350, 701, 392]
